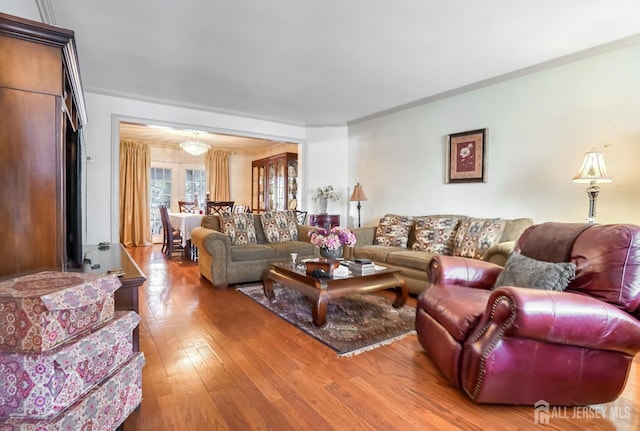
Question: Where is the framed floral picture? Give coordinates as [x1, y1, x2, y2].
[446, 128, 486, 183]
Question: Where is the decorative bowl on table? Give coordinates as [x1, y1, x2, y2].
[303, 258, 340, 275]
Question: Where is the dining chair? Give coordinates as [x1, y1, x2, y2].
[206, 201, 235, 215]
[294, 210, 308, 224]
[159, 204, 184, 258]
[178, 200, 198, 213]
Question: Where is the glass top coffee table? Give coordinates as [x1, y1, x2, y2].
[262, 262, 408, 326]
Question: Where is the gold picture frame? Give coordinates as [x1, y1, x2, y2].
[446, 128, 486, 183]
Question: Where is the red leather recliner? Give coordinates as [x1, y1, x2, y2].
[415, 222, 640, 405]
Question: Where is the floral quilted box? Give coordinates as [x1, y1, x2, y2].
[0, 352, 145, 430]
[0, 310, 139, 419]
[0, 271, 121, 353]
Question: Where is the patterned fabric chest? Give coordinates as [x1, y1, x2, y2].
[0, 271, 121, 353]
[0, 311, 139, 419]
[0, 352, 145, 431]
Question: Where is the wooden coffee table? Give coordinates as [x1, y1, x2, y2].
[262, 262, 408, 326]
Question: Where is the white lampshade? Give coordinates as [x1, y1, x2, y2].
[572, 151, 613, 183]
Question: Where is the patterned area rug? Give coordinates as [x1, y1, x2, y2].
[236, 284, 416, 357]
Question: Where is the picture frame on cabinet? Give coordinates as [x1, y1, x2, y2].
[445, 128, 487, 183]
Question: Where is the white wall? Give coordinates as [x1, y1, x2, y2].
[305, 127, 349, 225]
[0, 1, 40, 21]
[348, 42, 640, 227]
[83, 92, 306, 244]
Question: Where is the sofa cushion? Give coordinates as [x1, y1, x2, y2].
[374, 214, 413, 248]
[412, 216, 460, 255]
[493, 252, 576, 291]
[453, 218, 507, 259]
[353, 245, 402, 263]
[219, 213, 257, 245]
[261, 211, 299, 243]
[269, 241, 316, 258]
[230, 244, 275, 261]
[386, 250, 434, 272]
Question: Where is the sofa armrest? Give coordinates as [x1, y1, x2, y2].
[430, 255, 503, 289]
[191, 226, 229, 250]
[297, 224, 315, 243]
[478, 286, 640, 355]
[191, 226, 232, 288]
[191, 226, 232, 264]
[351, 226, 376, 247]
[482, 241, 515, 266]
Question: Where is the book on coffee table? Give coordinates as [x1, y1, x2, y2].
[348, 261, 376, 274]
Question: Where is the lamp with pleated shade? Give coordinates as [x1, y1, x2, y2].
[572, 150, 613, 223]
[350, 183, 368, 228]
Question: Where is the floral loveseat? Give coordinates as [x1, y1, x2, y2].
[190, 211, 318, 289]
[348, 214, 534, 294]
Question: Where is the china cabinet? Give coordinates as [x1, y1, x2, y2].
[251, 153, 298, 213]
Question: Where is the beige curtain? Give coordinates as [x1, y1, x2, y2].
[120, 141, 152, 246]
[206, 150, 230, 200]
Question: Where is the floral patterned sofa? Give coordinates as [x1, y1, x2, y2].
[191, 211, 319, 289]
[348, 214, 534, 294]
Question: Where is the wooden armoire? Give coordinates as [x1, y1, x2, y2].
[0, 13, 87, 278]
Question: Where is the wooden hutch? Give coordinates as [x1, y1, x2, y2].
[251, 152, 299, 213]
[0, 13, 87, 277]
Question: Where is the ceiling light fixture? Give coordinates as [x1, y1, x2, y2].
[179, 132, 210, 156]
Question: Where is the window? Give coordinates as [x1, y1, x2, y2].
[185, 169, 206, 211]
[149, 163, 205, 242]
[150, 167, 172, 238]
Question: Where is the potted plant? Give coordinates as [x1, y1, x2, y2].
[311, 185, 340, 214]
[309, 226, 356, 258]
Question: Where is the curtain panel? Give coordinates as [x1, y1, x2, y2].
[120, 140, 152, 246]
[206, 150, 230, 201]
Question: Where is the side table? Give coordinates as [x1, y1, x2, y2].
[83, 244, 146, 352]
[309, 214, 340, 230]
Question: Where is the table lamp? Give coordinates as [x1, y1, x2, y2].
[350, 183, 368, 228]
[571, 150, 613, 223]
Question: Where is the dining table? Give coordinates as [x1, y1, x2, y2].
[168, 212, 204, 260]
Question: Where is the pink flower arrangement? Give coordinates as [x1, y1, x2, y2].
[309, 227, 357, 250]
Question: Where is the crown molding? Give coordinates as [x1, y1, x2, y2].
[36, 0, 56, 25]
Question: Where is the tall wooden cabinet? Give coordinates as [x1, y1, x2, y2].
[251, 152, 298, 213]
[0, 13, 87, 278]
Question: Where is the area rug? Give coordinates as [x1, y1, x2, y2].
[236, 284, 416, 357]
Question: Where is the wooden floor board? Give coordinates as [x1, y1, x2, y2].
[122, 245, 640, 430]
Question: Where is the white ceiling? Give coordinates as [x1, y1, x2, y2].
[118, 121, 299, 155]
[48, 0, 640, 129]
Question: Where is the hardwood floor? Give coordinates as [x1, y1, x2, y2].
[122, 245, 640, 430]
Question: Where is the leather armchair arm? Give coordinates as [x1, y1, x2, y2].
[429, 255, 503, 289]
[479, 286, 640, 355]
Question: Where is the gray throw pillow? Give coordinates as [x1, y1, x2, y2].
[493, 252, 576, 291]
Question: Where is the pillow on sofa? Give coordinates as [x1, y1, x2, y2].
[261, 210, 298, 243]
[219, 213, 257, 245]
[453, 217, 506, 259]
[374, 214, 413, 248]
[412, 216, 460, 254]
[493, 252, 576, 291]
